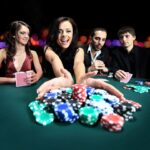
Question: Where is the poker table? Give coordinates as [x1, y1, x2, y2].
[0, 77, 150, 150]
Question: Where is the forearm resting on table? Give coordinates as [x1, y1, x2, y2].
[0, 77, 16, 84]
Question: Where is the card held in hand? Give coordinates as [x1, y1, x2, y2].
[15, 72, 29, 87]
[120, 72, 133, 83]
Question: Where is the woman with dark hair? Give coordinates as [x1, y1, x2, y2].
[37, 16, 125, 101]
[0, 21, 43, 84]
[43, 16, 81, 78]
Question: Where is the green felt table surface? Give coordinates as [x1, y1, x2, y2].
[0, 77, 150, 150]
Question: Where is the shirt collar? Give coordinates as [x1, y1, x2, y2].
[87, 44, 102, 55]
[87, 44, 92, 53]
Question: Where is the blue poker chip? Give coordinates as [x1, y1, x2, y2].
[54, 102, 79, 123]
[44, 92, 58, 99]
[86, 86, 95, 96]
[135, 81, 144, 85]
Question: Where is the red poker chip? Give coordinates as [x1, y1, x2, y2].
[144, 82, 150, 86]
[100, 113, 124, 132]
[72, 84, 87, 103]
[124, 99, 142, 109]
[100, 113, 125, 126]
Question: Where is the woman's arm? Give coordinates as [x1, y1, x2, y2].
[45, 47, 64, 77]
[30, 50, 43, 83]
[36, 68, 74, 99]
[78, 71, 125, 101]
[0, 49, 16, 84]
[73, 48, 86, 83]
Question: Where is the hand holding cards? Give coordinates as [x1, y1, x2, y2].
[15, 70, 33, 87]
[120, 72, 133, 83]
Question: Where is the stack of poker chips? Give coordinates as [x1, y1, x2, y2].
[144, 81, 150, 86]
[64, 98, 83, 111]
[72, 84, 87, 103]
[85, 97, 114, 115]
[124, 99, 142, 110]
[53, 102, 79, 123]
[28, 100, 54, 126]
[100, 113, 125, 132]
[79, 106, 100, 125]
[113, 102, 136, 121]
[124, 84, 150, 93]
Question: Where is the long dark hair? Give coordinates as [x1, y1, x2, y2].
[5, 20, 31, 59]
[46, 16, 79, 56]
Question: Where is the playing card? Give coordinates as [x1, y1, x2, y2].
[15, 72, 29, 87]
[120, 72, 133, 83]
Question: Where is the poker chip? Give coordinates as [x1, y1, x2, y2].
[54, 102, 79, 123]
[65, 99, 82, 111]
[113, 102, 136, 121]
[28, 100, 46, 112]
[124, 99, 142, 110]
[35, 111, 54, 126]
[61, 87, 73, 94]
[44, 91, 58, 99]
[135, 81, 144, 85]
[144, 81, 150, 86]
[89, 94, 103, 102]
[124, 84, 150, 93]
[100, 113, 125, 132]
[79, 106, 100, 125]
[28, 100, 54, 126]
[86, 86, 95, 96]
[72, 84, 87, 103]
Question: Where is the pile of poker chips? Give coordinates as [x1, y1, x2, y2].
[124, 84, 150, 93]
[28, 84, 142, 132]
[28, 100, 54, 126]
[135, 81, 150, 86]
[113, 102, 136, 121]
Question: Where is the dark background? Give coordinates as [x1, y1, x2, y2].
[1, 0, 150, 41]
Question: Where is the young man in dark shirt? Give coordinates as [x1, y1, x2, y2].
[111, 26, 149, 80]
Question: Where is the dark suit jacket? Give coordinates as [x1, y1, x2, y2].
[111, 46, 149, 78]
[81, 44, 111, 72]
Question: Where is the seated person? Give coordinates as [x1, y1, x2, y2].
[0, 21, 43, 84]
[81, 27, 110, 75]
[111, 26, 149, 81]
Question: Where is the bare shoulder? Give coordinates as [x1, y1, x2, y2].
[44, 46, 56, 57]
[30, 50, 37, 55]
[44, 46, 54, 53]
[0, 49, 7, 58]
[75, 47, 84, 55]
[30, 50, 39, 60]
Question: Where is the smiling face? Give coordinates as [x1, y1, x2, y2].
[56, 20, 73, 50]
[15, 25, 30, 46]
